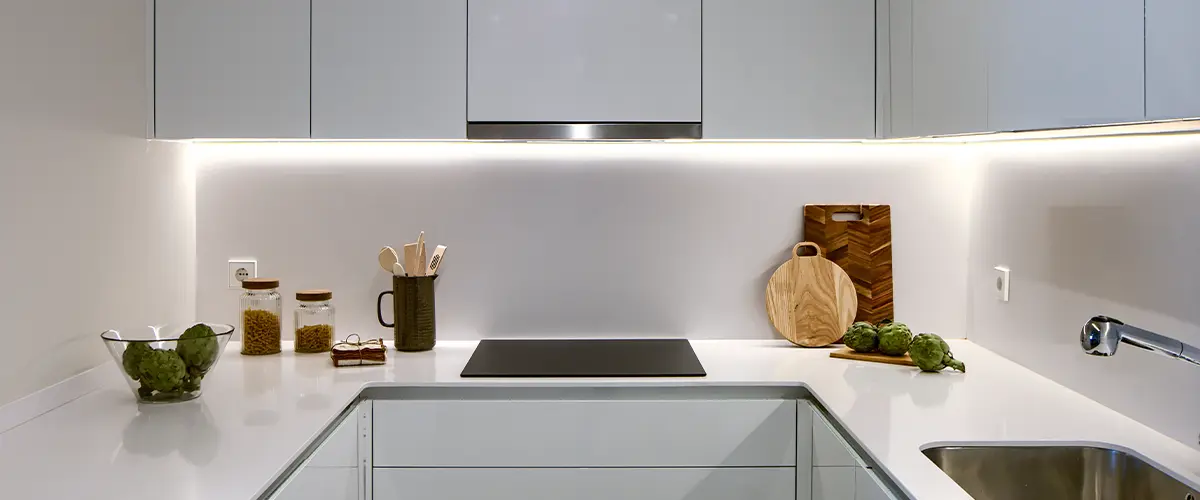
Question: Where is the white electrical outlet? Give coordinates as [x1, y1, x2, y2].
[228, 259, 258, 288]
[994, 266, 1011, 302]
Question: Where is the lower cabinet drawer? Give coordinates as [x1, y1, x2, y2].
[373, 467, 795, 500]
[373, 399, 796, 467]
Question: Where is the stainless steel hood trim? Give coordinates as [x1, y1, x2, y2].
[467, 122, 702, 141]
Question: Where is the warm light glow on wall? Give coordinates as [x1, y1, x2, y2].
[184, 119, 1200, 171]
[187, 141, 958, 170]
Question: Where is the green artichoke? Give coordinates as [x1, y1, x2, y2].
[909, 333, 965, 372]
[843, 322, 879, 353]
[179, 375, 202, 393]
[877, 322, 913, 356]
[176, 323, 219, 376]
[122, 342, 154, 380]
[137, 349, 187, 393]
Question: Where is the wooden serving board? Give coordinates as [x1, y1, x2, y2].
[804, 205, 893, 325]
[829, 347, 916, 367]
[765, 242, 858, 347]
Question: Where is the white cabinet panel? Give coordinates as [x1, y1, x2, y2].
[856, 467, 899, 500]
[1146, 0, 1200, 120]
[374, 467, 795, 500]
[373, 399, 795, 467]
[307, 413, 357, 468]
[812, 467, 857, 500]
[985, 0, 1144, 131]
[155, 0, 309, 139]
[312, 0, 466, 139]
[273, 467, 358, 500]
[703, 0, 875, 139]
[813, 409, 858, 467]
[467, 0, 701, 122]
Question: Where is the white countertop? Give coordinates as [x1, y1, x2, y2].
[2, 339, 1199, 500]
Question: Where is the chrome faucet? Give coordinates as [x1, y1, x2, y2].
[1081, 316, 1200, 367]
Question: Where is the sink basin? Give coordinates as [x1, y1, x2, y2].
[923, 445, 1199, 500]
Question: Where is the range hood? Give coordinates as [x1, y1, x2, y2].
[466, 122, 703, 141]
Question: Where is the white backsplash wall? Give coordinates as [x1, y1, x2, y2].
[969, 133, 1200, 451]
[0, 1, 194, 407]
[194, 142, 972, 341]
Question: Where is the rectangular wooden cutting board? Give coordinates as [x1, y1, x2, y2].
[829, 347, 915, 367]
[803, 205, 893, 324]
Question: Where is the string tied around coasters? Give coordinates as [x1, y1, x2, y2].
[331, 333, 387, 367]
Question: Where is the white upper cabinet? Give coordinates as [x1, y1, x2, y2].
[703, 0, 875, 139]
[312, 0, 466, 139]
[155, 0, 310, 139]
[466, 0, 701, 123]
[1146, 0, 1200, 120]
[985, 0, 1144, 131]
[888, 0, 988, 138]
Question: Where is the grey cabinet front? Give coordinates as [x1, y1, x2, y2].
[467, 0, 701, 123]
[374, 468, 795, 500]
[155, 0, 310, 139]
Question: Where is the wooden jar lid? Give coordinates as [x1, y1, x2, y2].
[297, 289, 333, 301]
[242, 278, 280, 290]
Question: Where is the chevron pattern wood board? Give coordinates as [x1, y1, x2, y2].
[803, 205, 893, 325]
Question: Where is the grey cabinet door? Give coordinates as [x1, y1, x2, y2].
[312, 0, 466, 139]
[155, 0, 309, 139]
[374, 468, 795, 500]
[889, 0, 989, 138]
[272, 467, 357, 500]
[812, 467, 857, 500]
[856, 467, 899, 500]
[703, 0, 875, 139]
[985, 0, 1144, 131]
[373, 399, 796, 467]
[1146, 0, 1200, 120]
[467, 0, 701, 122]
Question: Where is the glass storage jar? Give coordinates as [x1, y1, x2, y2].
[294, 290, 334, 353]
[240, 278, 282, 355]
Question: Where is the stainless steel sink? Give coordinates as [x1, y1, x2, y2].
[923, 445, 1200, 500]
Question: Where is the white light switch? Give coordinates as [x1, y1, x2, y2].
[994, 266, 1011, 302]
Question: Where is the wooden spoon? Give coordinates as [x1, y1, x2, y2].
[378, 247, 399, 274]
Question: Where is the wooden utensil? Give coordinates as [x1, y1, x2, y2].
[378, 247, 399, 273]
[403, 243, 419, 276]
[415, 231, 426, 276]
[829, 347, 916, 367]
[392, 262, 407, 276]
[428, 245, 447, 275]
[765, 242, 858, 347]
[804, 205, 893, 324]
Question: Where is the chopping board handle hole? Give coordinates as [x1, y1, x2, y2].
[793, 242, 823, 258]
[831, 211, 864, 222]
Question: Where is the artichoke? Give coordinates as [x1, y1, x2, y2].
[137, 349, 187, 393]
[877, 322, 913, 356]
[909, 333, 965, 372]
[176, 323, 219, 376]
[843, 322, 879, 353]
[179, 375, 202, 393]
[122, 342, 154, 380]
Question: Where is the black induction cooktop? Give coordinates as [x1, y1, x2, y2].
[460, 339, 707, 377]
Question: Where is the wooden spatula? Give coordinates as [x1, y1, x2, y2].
[403, 243, 419, 277]
[415, 231, 426, 276]
[428, 245, 447, 275]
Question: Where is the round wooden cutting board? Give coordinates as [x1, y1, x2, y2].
[765, 242, 858, 347]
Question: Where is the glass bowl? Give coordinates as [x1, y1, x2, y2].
[101, 323, 234, 404]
